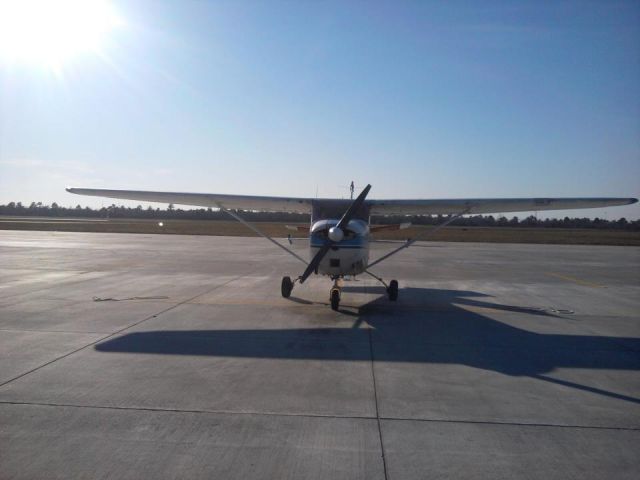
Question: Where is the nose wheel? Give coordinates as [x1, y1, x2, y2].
[330, 288, 340, 310]
[330, 277, 343, 310]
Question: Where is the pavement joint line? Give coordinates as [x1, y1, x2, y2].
[0, 275, 246, 390]
[0, 269, 126, 300]
[564, 322, 640, 354]
[368, 327, 389, 480]
[0, 400, 638, 432]
[546, 272, 605, 288]
[378, 415, 640, 432]
[0, 328, 112, 334]
[0, 297, 87, 308]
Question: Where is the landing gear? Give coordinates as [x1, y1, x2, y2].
[387, 279, 399, 301]
[330, 277, 342, 310]
[283, 272, 397, 308]
[364, 270, 399, 302]
[281, 276, 293, 298]
[330, 288, 340, 310]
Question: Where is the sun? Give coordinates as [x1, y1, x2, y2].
[0, 0, 122, 70]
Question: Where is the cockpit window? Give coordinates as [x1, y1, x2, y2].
[311, 201, 369, 222]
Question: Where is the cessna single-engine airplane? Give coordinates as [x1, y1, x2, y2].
[67, 185, 637, 310]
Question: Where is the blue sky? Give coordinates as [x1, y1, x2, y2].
[1, 0, 638, 219]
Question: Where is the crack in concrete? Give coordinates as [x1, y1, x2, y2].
[0, 400, 637, 432]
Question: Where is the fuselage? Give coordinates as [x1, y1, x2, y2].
[307, 199, 372, 277]
[309, 218, 370, 277]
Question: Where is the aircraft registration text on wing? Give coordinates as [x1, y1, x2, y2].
[66, 185, 637, 310]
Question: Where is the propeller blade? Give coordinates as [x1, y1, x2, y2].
[299, 243, 330, 283]
[337, 184, 371, 230]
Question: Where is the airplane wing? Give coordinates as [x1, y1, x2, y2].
[67, 188, 636, 215]
[367, 197, 637, 216]
[65, 188, 313, 213]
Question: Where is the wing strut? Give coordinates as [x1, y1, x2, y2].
[367, 208, 470, 269]
[217, 205, 308, 266]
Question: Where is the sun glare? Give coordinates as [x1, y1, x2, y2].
[0, 0, 122, 70]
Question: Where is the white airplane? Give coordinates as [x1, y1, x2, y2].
[66, 185, 637, 310]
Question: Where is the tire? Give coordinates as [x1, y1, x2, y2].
[330, 288, 340, 311]
[388, 280, 399, 301]
[281, 276, 293, 298]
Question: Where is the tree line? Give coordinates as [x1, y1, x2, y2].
[0, 201, 637, 230]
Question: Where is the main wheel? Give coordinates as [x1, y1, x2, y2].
[388, 280, 399, 301]
[330, 288, 340, 311]
[281, 276, 293, 298]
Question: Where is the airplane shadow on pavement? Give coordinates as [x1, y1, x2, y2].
[95, 287, 640, 405]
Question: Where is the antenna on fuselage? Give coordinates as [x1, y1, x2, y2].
[338, 181, 356, 199]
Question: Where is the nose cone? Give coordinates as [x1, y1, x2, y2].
[328, 226, 344, 242]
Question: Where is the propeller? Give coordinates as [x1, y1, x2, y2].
[298, 184, 371, 283]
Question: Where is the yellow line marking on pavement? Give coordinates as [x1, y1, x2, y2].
[547, 272, 605, 288]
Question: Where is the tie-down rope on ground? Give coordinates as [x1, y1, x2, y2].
[92, 296, 169, 302]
